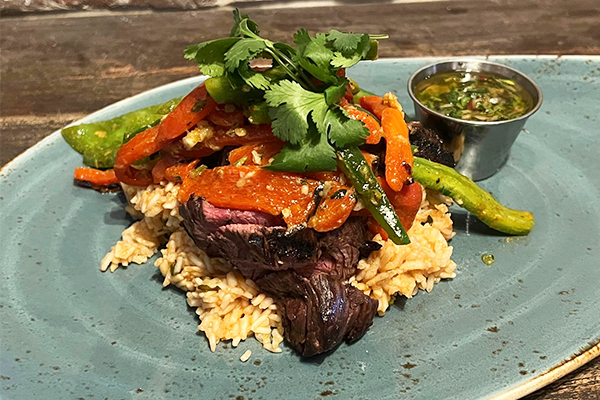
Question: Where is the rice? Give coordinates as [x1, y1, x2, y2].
[100, 181, 457, 352]
[350, 190, 457, 315]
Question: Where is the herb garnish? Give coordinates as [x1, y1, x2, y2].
[185, 10, 387, 172]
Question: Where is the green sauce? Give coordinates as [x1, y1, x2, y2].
[415, 71, 533, 122]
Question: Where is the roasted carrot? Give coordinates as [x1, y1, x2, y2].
[381, 107, 414, 192]
[339, 99, 382, 145]
[359, 95, 387, 120]
[308, 182, 356, 232]
[114, 83, 216, 186]
[179, 166, 321, 228]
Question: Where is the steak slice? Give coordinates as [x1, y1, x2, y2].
[408, 121, 455, 167]
[180, 196, 380, 356]
[258, 271, 377, 357]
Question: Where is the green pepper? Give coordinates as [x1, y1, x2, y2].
[204, 76, 263, 105]
[337, 146, 410, 245]
[244, 102, 271, 125]
[61, 97, 181, 169]
[412, 157, 534, 235]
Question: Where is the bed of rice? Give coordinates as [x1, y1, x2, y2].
[100, 181, 456, 353]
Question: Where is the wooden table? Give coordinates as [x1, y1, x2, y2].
[1, 1, 599, 398]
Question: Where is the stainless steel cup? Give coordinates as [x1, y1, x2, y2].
[407, 59, 543, 181]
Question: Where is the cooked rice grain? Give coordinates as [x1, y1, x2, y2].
[350, 189, 457, 315]
[101, 181, 457, 353]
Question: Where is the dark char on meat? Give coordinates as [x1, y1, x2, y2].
[408, 121, 455, 167]
[180, 196, 380, 356]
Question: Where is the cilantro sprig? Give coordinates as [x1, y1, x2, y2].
[185, 10, 387, 172]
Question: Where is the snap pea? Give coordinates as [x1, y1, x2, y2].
[61, 97, 181, 169]
[412, 157, 534, 235]
[337, 146, 410, 245]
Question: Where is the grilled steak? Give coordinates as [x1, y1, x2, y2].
[180, 196, 380, 356]
[408, 121, 455, 167]
[258, 271, 377, 357]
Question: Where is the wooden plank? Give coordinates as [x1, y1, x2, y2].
[1, 0, 599, 124]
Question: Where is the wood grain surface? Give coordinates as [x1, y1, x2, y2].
[1, 1, 599, 399]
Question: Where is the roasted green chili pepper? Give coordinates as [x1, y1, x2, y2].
[337, 146, 410, 245]
[61, 97, 181, 169]
[412, 157, 534, 235]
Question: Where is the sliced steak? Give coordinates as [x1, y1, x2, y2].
[258, 271, 378, 357]
[408, 121, 455, 167]
[180, 196, 380, 356]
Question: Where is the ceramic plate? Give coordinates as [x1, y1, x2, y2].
[1, 56, 599, 400]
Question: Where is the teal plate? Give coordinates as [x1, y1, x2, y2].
[1, 56, 599, 400]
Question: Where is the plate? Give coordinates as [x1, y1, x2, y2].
[1, 56, 599, 400]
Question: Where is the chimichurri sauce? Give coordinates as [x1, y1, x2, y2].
[415, 71, 533, 122]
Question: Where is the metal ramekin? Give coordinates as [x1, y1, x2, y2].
[407, 59, 543, 181]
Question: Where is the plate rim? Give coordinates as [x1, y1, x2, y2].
[2, 55, 599, 400]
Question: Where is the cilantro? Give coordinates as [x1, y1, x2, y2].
[326, 29, 365, 52]
[186, 10, 386, 171]
[184, 38, 240, 76]
[324, 105, 368, 148]
[225, 38, 267, 72]
[264, 80, 328, 144]
[265, 121, 336, 172]
[293, 29, 337, 84]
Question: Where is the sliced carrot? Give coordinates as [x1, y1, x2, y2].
[208, 106, 245, 127]
[308, 183, 356, 232]
[340, 99, 382, 145]
[227, 141, 284, 166]
[179, 166, 320, 228]
[153, 158, 200, 184]
[114, 124, 162, 186]
[381, 107, 414, 192]
[156, 84, 216, 143]
[114, 83, 216, 186]
[359, 95, 387, 120]
[74, 167, 120, 187]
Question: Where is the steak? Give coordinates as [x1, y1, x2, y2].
[408, 121, 455, 167]
[180, 196, 380, 356]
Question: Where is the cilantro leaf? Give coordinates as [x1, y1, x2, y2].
[231, 9, 260, 37]
[264, 80, 328, 144]
[324, 105, 369, 148]
[324, 81, 348, 106]
[293, 29, 338, 84]
[265, 121, 337, 172]
[225, 38, 267, 72]
[330, 34, 371, 69]
[185, 38, 240, 76]
[237, 64, 271, 90]
[326, 29, 364, 52]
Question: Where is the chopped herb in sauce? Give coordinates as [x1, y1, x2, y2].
[415, 71, 533, 122]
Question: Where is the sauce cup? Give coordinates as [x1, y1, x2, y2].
[407, 59, 543, 181]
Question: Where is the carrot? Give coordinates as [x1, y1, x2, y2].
[179, 166, 321, 228]
[152, 157, 199, 184]
[359, 95, 387, 120]
[227, 141, 284, 166]
[114, 83, 216, 186]
[74, 167, 120, 190]
[381, 107, 414, 192]
[308, 183, 356, 232]
[339, 99, 382, 145]
[208, 106, 245, 127]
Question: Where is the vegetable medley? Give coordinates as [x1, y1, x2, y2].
[63, 11, 534, 240]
